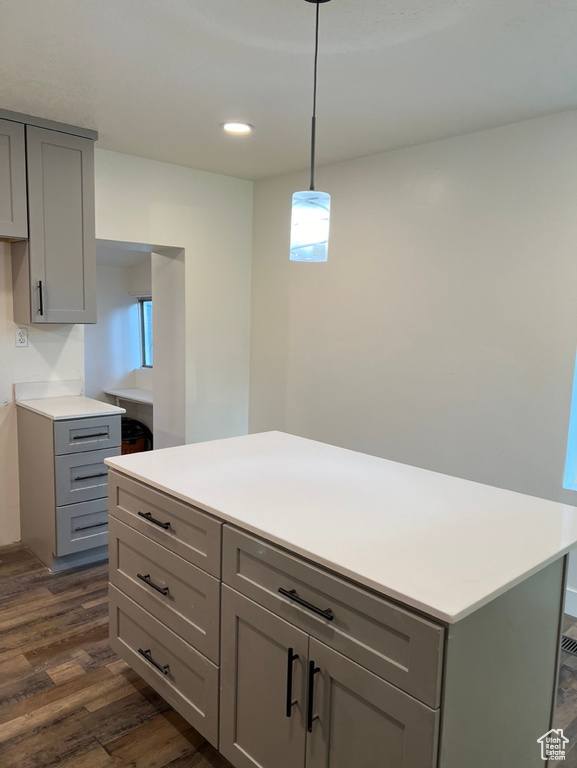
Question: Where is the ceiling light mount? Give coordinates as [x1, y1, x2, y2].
[290, 0, 332, 263]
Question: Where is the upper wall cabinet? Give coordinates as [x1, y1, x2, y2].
[12, 125, 97, 324]
[0, 119, 27, 240]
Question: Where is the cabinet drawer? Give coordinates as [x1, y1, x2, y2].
[56, 498, 108, 556]
[109, 585, 219, 747]
[108, 472, 222, 578]
[55, 447, 120, 506]
[223, 526, 444, 708]
[54, 415, 121, 455]
[109, 517, 220, 663]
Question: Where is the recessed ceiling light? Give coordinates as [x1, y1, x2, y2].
[221, 122, 253, 135]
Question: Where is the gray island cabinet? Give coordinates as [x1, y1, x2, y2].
[106, 431, 577, 768]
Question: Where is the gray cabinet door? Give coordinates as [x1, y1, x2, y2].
[306, 638, 439, 768]
[0, 119, 27, 239]
[24, 126, 96, 323]
[220, 585, 309, 768]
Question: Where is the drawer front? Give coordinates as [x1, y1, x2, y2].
[56, 448, 120, 506]
[223, 526, 444, 708]
[54, 416, 121, 455]
[109, 517, 220, 663]
[56, 498, 108, 556]
[108, 472, 222, 578]
[109, 585, 219, 747]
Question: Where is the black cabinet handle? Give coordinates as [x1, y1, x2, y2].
[137, 572, 170, 597]
[72, 432, 108, 440]
[138, 511, 171, 530]
[285, 647, 299, 718]
[137, 647, 169, 676]
[278, 588, 334, 621]
[73, 471, 108, 482]
[307, 660, 320, 732]
[38, 280, 44, 316]
[74, 521, 108, 533]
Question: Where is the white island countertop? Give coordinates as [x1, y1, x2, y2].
[105, 431, 577, 623]
[17, 395, 125, 420]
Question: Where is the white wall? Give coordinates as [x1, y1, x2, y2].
[94, 149, 253, 444]
[0, 242, 84, 545]
[251, 111, 577, 507]
[84, 264, 141, 399]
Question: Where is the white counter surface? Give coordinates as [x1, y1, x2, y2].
[104, 388, 153, 406]
[105, 431, 577, 623]
[17, 395, 125, 420]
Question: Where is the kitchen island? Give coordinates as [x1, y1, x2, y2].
[105, 431, 577, 767]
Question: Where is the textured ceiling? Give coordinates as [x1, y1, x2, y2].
[0, 0, 576, 180]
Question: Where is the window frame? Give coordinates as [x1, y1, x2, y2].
[139, 297, 153, 368]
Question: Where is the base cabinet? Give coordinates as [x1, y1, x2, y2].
[220, 586, 438, 768]
[17, 406, 120, 571]
[107, 471, 567, 768]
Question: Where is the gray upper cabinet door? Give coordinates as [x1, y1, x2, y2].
[12, 126, 96, 324]
[306, 638, 439, 768]
[0, 119, 27, 240]
[220, 586, 309, 768]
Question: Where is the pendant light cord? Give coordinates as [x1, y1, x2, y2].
[310, 1, 320, 191]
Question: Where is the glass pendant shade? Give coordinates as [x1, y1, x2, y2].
[290, 190, 331, 262]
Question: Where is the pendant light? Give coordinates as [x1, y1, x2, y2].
[290, 0, 332, 263]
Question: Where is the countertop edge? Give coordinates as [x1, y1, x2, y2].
[105, 462, 568, 624]
[17, 398, 125, 420]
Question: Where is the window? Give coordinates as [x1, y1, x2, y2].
[139, 298, 153, 367]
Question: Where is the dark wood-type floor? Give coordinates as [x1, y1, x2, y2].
[2, 543, 577, 767]
[0, 544, 232, 768]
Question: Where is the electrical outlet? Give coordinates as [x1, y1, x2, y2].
[15, 328, 28, 348]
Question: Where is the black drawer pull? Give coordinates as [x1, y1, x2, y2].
[138, 511, 171, 530]
[278, 588, 334, 621]
[38, 280, 44, 316]
[74, 521, 108, 533]
[137, 572, 170, 597]
[137, 647, 170, 676]
[72, 432, 108, 440]
[73, 471, 108, 482]
[286, 647, 299, 718]
[307, 660, 320, 732]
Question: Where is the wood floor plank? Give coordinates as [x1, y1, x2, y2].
[26, 625, 111, 668]
[0, 710, 97, 768]
[102, 709, 205, 768]
[85, 669, 148, 712]
[0, 585, 108, 635]
[0, 669, 54, 710]
[0, 666, 114, 726]
[0, 654, 34, 686]
[47, 659, 87, 685]
[80, 688, 172, 746]
[56, 746, 116, 768]
[0, 668, 128, 741]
